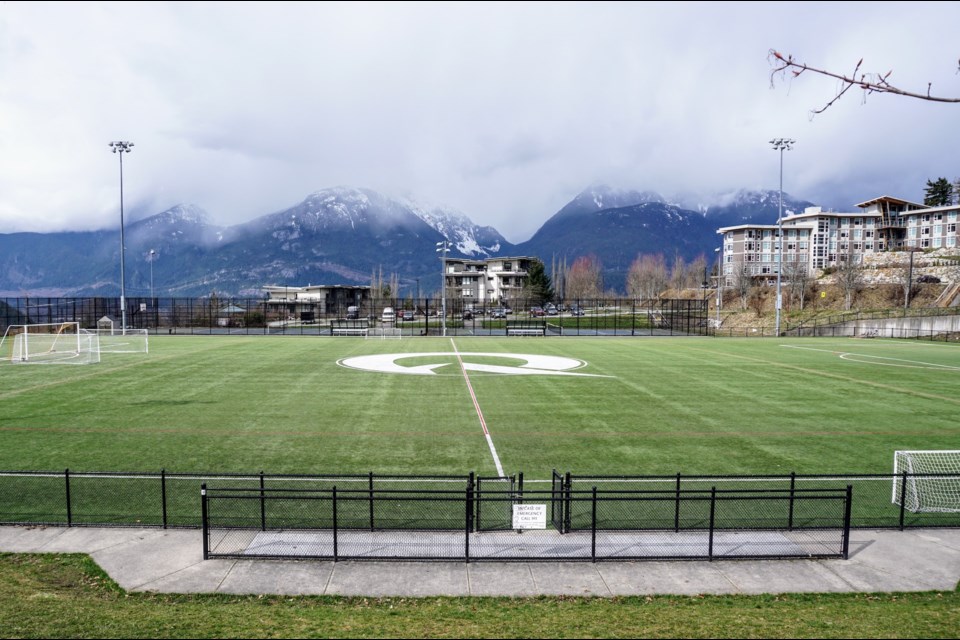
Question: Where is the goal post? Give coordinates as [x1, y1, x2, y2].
[81, 328, 149, 353]
[0, 322, 100, 365]
[892, 450, 960, 513]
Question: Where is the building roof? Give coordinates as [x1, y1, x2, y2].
[855, 195, 926, 209]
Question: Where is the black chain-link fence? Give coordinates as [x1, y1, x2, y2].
[2, 469, 958, 533]
[202, 483, 852, 562]
[0, 296, 710, 337]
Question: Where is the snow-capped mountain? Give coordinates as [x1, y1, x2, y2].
[0, 183, 821, 296]
[399, 195, 506, 257]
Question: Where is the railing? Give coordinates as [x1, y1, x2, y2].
[2, 469, 956, 532]
[784, 306, 960, 335]
[201, 483, 852, 562]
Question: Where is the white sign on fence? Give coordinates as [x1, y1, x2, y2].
[512, 503, 547, 529]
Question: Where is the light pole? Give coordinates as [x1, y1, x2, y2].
[149, 249, 156, 301]
[770, 137, 794, 337]
[714, 246, 722, 328]
[109, 141, 134, 333]
[436, 240, 450, 337]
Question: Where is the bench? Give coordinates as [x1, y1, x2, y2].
[331, 327, 368, 337]
[507, 328, 545, 336]
[505, 321, 546, 337]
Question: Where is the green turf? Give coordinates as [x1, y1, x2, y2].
[2, 554, 959, 639]
[1, 336, 958, 478]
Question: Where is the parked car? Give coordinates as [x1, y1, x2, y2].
[346, 306, 359, 320]
[490, 308, 507, 319]
[399, 310, 415, 321]
[569, 305, 585, 316]
[381, 306, 396, 323]
[462, 310, 473, 320]
[917, 275, 941, 284]
[529, 307, 545, 317]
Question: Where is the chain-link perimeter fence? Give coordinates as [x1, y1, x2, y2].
[0, 296, 711, 338]
[1, 470, 957, 533]
[202, 483, 851, 562]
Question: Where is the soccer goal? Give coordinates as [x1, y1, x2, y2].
[81, 328, 149, 354]
[366, 327, 402, 340]
[892, 450, 960, 513]
[0, 322, 101, 365]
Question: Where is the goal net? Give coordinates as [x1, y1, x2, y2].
[0, 322, 101, 365]
[366, 327, 402, 340]
[892, 450, 960, 513]
[80, 328, 149, 353]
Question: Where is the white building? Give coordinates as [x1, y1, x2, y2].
[442, 256, 538, 305]
[718, 196, 960, 284]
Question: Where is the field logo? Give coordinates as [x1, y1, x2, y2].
[337, 352, 608, 377]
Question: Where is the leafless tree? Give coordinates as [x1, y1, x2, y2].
[627, 253, 669, 300]
[669, 254, 687, 292]
[731, 258, 752, 311]
[783, 259, 811, 312]
[769, 50, 960, 116]
[566, 255, 603, 301]
[893, 260, 913, 309]
[689, 254, 708, 290]
[835, 252, 865, 311]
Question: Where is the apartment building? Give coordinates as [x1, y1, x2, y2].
[718, 196, 960, 284]
[262, 284, 371, 320]
[442, 256, 537, 305]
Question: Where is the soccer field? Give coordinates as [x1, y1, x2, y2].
[1, 335, 958, 478]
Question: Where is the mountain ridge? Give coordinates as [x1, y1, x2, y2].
[0, 185, 815, 297]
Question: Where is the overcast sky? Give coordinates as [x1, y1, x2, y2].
[2, 2, 959, 242]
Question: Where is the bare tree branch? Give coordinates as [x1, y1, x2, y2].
[769, 49, 960, 116]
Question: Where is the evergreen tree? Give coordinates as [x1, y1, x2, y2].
[524, 259, 554, 304]
[923, 177, 953, 206]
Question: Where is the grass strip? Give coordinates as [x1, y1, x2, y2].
[1, 553, 958, 639]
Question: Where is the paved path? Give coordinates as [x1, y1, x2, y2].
[1, 525, 959, 596]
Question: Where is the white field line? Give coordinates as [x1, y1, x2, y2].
[781, 345, 960, 371]
[450, 338, 505, 477]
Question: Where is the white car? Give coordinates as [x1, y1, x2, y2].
[381, 307, 396, 323]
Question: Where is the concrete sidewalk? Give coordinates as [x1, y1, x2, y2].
[1, 525, 958, 597]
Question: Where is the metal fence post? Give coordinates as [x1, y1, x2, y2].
[368, 471, 375, 531]
[564, 472, 572, 534]
[899, 470, 908, 531]
[64, 468, 72, 527]
[468, 471, 476, 534]
[674, 472, 681, 533]
[475, 476, 483, 532]
[708, 486, 716, 561]
[259, 471, 266, 532]
[161, 468, 168, 529]
[200, 483, 208, 560]
[842, 485, 853, 559]
[465, 476, 474, 563]
[332, 486, 338, 562]
[591, 486, 597, 562]
[788, 472, 796, 531]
